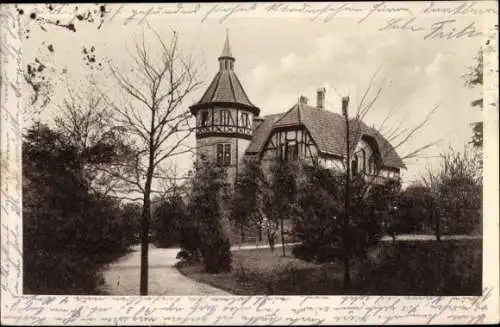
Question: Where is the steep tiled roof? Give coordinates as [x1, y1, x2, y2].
[246, 113, 283, 153]
[195, 71, 257, 108]
[246, 103, 406, 169]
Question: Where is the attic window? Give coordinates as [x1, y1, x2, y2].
[280, 139, 298, 161]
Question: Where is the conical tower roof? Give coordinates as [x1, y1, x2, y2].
[190, 32, 260, 116]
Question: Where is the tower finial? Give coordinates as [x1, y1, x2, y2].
[220, 29, 233, 59]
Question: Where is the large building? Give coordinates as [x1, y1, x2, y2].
[189, 34, 405, 183]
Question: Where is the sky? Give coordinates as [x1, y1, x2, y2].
[19, 2, 488, 187]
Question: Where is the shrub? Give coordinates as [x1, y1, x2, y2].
[357, 239, 482, 295]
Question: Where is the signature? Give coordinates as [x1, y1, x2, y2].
[424, 19, 482, 40]
[378, 16, 481, 40]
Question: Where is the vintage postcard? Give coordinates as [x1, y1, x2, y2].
[1, 1, 499, 325]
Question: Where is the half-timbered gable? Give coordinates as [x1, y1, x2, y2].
[244, 92, 405, 182]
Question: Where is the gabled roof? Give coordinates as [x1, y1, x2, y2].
[246, 102, 406, 169]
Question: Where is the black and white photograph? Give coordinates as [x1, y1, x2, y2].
[1, 2, 498, 325]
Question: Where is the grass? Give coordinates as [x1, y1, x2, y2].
[177, 239, 482, 295]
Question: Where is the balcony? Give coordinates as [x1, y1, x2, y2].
[361, 172, 400, 185]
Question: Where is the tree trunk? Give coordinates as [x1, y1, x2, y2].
[435, 213, 441, 242]
[267, 229, 275, 252]
[280, 218, 285, 256]
[343, 98, 351, 290]
[140, 152, 155, 295]
[139, 183, 151, 295]
[240, 224, 245, 244]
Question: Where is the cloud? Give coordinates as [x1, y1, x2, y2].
[425, 52, 449, 78]
[280, 52, 301, 72]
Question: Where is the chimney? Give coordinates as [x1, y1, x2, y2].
[299, 95, 308, 105]
[316, 87, 326, 109]
[342, 96, 350, 117]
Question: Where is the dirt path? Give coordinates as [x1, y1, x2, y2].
[100, 244, 231, 295]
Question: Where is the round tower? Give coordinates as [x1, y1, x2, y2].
[189, 32, 260, 183]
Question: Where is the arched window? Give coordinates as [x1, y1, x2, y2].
[360, 149, 366, 173]
[351, 154, 358, 176]
[368, 155, 376, 174]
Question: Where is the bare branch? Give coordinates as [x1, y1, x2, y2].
[392, 103, 441, 151]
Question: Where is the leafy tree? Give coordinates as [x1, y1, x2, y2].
[293, 165, 343, 262]
[122, 202, 142, 244]
[23, 123, 135, 294]
[151, 193, 187, 248]
[464, 48, 483, 148]
[185, 160, 232, 273]
[230, 157, 266, 243]
[293, 164, 397, 263]
[260, 159, 299, 255]
[394, 184, 437, 234]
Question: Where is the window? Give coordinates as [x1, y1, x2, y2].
[351, 154, 358, 176]
[220, 110, 230, 126]
[201, 111, 209, 126]
[360, 149, 366, 173]
[368, 156, 377, 174]
[241, 112, 249, 128]
[216, 143, 231, 166]
[280, 140, 298, 161]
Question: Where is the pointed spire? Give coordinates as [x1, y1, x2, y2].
[220, 29, 233, 59]
[218, 29, 235, 71]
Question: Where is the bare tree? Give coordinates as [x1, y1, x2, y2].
[53, 85, 138, 198]
[335, 68, 442, 289]
[104, 28, 202, 295]
[421, 145, 482, 240]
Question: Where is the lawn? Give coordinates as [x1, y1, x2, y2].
[176, 239, 482, 295]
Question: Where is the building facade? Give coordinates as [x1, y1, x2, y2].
[189, 34, 406, 183]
